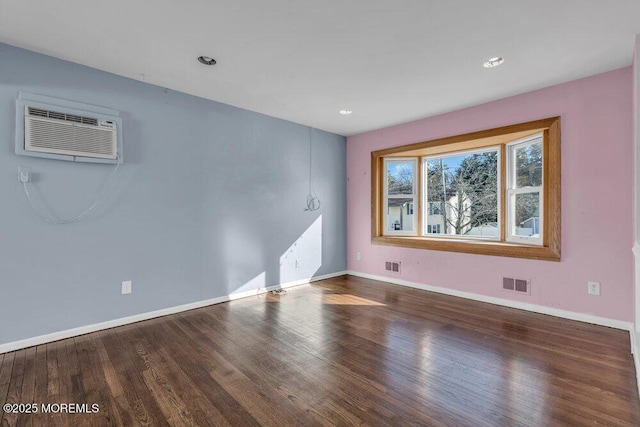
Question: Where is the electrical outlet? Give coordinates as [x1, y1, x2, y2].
[18, 166, 31, 183]
[356, 252, 361, 261]
[587, 281, 600, 296]
[122, 280, 132, 294]
[295, 260, 300, 268]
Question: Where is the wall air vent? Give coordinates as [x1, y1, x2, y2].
[385, 261, 401, 273]
[502, 277, 530, 294]
[16, 92, 123, 164]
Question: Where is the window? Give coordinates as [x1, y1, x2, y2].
[371, 117, 560, 261]
[428, 202, 443, 215]
[427, 224, 441, 234]
[424, 147, 500, 238]
[507, 135, 543, 245]
[383, 158, 417, 235]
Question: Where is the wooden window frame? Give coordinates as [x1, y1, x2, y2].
[371, 117, 561, 261]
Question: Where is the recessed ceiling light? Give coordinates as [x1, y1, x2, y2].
[339, 109, 353, 115]
[483, 57, 505, 68]
[197, 56, 217, 66]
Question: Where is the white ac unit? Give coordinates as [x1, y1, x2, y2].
[16, 92, 123, 164]
[24, 106, 118, 160]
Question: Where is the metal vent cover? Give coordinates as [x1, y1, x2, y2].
[502, 277, 530, 294]
[503, 277, 515, 291]
[385, 261, 401, 273]
[24, 106, 117, 160]
[514, 279, 528, 293]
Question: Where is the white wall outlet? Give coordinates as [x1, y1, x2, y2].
[356, 252, 361, 261]
[295, 260, 300, 268]
[122, 280, 132, 294]
[587, 281, 600, 296]
[18, 166, 31, 183]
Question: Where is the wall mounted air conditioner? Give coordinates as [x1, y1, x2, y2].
[15, 92, 123, 164]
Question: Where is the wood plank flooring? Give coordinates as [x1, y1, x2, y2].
[1, 275, 639, 426]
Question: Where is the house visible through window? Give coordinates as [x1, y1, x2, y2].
[371, 117, 560, 261]
[428, 202, 443, 215]
[425, 148, 499, 238]
[427, 224, 441, 234]
[384, 158, 417, 234]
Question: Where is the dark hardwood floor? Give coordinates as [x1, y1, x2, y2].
[1, 275, 639, 426]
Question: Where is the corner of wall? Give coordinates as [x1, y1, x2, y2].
[632, 330, 640, 396]
[634, 34, 640, 332]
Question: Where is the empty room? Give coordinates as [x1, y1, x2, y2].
[2, 1, 640, 426]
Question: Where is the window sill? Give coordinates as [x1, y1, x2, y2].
[372, 236, 560, 261]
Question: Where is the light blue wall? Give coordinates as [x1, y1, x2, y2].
[0, 43, 346, 344]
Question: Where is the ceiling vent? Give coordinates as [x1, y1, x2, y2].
[16, 92, 123, 164]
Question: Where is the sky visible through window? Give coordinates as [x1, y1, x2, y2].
[387, 156, 465, 177]
[433, 155, 464, 173]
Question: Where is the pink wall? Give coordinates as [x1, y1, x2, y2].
[347, 67, 634, 322]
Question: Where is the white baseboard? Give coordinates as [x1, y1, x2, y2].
[632, 242, 640, 395]
[631, 330, 640, 396]
[633, 241, 640, 331]
[346, 270, 633, 331]
[0, 270, 347, 354]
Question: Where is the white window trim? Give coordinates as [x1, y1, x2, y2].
[506, 134, 543, 246]
[383, 157, 418, 236]
[422, 146, 501, 240]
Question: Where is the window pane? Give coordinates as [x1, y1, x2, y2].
[427, 223, 442, 235]
[513, 192, 540, 237]
[428, 201, 443, 215]
[426, 151, 498, 236]
[406, 203, 414, 215]
[387, 162, 414, 195]
[515, 141, 542, 188]
[387, 198, 415, 231]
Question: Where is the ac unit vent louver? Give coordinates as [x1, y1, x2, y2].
[28, 107, 100, 126]
[24, 106, 117, 160]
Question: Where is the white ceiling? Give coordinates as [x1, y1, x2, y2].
[1, 1, 640, 136]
